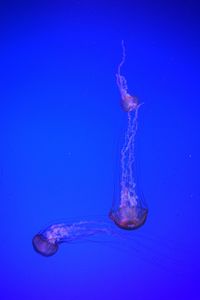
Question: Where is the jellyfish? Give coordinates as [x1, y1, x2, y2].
[32, 221, 117, 257]
[109, 40, 148, 230]
[116, 40, 139, 113]
[32, 41, 148, 257]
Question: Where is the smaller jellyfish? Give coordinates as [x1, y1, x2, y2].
[109, 40, 148, 230]
[32, 234, 58, 257]
[116, 40, 139, 113]
[32, 221, 113, 256]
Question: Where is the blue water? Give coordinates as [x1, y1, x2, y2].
[1, 1, 200, 299]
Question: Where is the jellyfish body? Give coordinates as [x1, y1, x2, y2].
[109, 206, 148, 230]
[121, 94, 138, 113]
[110, 41, 148, 229]
[116, 73, 139, 112]
[32, 234, 59, 257]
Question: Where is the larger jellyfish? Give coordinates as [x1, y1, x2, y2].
[32, 41, 148, 257]
[109, 40, 148, 230]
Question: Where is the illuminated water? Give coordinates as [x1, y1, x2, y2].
[0, 2, 199, 299]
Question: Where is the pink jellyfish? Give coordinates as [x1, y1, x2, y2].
[32, 41, 148, 257]
[109, 41, 148, 230]
[32, 221, 118, 257]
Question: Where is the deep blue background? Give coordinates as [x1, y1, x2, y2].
[1, 1, 200, 299]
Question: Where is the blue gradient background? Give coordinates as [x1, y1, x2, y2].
[1, 1, 200, 299]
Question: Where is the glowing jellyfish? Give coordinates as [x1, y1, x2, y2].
[32, 221, 116, 257]
[109, 40, 148, 230]
[32, 41, 148, 257]
[33, 234, 58, 257]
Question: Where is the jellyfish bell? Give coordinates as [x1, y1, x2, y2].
[109, 205, 148, 230]
[121, 94, 139, 112]
[32, 234, 59, 257]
